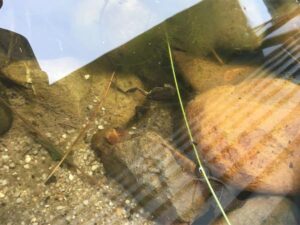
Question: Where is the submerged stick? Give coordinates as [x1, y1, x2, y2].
[45, 72, 115, 184]
[165, 34, 232, 225]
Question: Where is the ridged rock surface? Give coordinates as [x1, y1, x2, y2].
[187, 78, 300, 194]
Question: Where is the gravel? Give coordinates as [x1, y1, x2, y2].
[0, 110, 156, 224]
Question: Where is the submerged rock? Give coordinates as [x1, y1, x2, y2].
[0, 28, 38, 70]
[166, 0, 262, 55]
[0, 101, 12, 135]
[106, 0, 264, 87]
[212, 196, 298, 225]
[187, 78, 300, 194]
[93, 131, 209, 224]
[174, 51, 259, 93]
[1, 57, 145, 136]
[262, 0, 299, 18]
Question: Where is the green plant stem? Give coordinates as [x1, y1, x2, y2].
[165, 34, 232, 225]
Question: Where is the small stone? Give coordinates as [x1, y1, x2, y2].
[25, 155, 31, 163]
[84, 74, 90, 80]
[56, 206, 65, 210]
[91, 165, 99, 171]
[67, 129, 75, 134]
[0, 179, 8, 186]
[2, 154, 9, 161]
[83, 200, 89, 206]
[0, 192, 5, 198]
[97, 125, 104, 130]
[125, 199, 130, 205]
[68, 174, 74, 181]
[23, 164, 30, 169]
[115, 207, 125, 217]
[32, 149, 39, 155]
[16, 198, 23, 204]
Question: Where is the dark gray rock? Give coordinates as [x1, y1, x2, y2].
[94, 131, 209, 224]
[212, 195, 298, 225]
[0, 100, 12, 135]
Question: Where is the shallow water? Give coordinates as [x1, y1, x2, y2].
[0, 1, 300, 225]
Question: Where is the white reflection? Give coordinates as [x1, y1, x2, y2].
[0, 0, 199, 83]
[239, 0, 271, 27]
[40, 57, 82, 84]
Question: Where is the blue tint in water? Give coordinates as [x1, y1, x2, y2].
[0, 0, 199, 83]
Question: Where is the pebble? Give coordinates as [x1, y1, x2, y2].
[68, 174, 74, 181]
[98, 125, 104, 130]
[125, 199, 130, 205]
[56, 206, 65, 210]
[67, 129, 75, 134]
[115, 207, 125, 217]
[84, 74, 90, 80]
[91, 165, 99, 171]
[2, 154, 9, 161]
[0, 179, 8, 186]
[83, 200, 89, 206]
[24, 164, 30, 169]
[32, 149, 38, 155]
[25, 155, 31, 163]
[16, 198, 23, 204]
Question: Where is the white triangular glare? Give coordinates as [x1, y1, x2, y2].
[0, 0, 199, 84]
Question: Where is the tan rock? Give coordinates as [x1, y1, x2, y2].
[1, 60, 40, 87]
[187, 78, 300, 194]
[174, 51, 258, 93]
[1, 58, 145, 141]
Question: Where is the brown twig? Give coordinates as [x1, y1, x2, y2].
[45, 71, 115, 184]
[210, 48, 224, 65]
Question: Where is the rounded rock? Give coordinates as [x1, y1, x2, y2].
[187, 78, 300, 194]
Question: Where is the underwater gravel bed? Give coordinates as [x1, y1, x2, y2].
[0, 117, 156, 225]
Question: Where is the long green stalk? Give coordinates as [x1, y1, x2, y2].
[165, 34, 232, 225]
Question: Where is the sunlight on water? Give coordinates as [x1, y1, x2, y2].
[0, 1, 300, 224]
